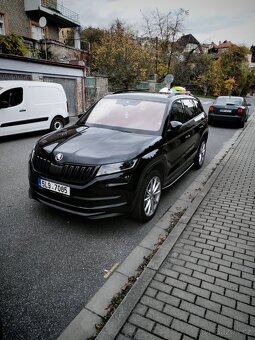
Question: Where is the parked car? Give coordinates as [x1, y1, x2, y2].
[208, 96, 251, 127]
[28, 91, 208, 222]
[0, 81, 69, 137]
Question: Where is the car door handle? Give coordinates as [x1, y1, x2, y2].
[19, 109, 26, 112]
[184, 134, 191, 139]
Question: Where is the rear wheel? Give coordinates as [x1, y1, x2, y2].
[50, 117, 64, 131]
[133, 170, 162, 222]
[194, 139, 206, 169]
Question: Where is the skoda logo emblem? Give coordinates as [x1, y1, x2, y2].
[55, 153, 63, 162]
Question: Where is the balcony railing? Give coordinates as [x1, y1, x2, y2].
[41, 0, 79, 24]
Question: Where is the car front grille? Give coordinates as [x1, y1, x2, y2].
[32, 155, 97, 184]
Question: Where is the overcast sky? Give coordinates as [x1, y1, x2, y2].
[60, 0, 255, 47]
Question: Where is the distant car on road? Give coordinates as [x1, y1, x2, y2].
[29, 91, 208, 222]
[208, 96, 250, 127]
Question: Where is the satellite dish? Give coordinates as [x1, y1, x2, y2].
[39, 17, 47, 28]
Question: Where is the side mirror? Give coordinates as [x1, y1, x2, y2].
[169, 120, 183, 131]
[0, 101, 9, 109]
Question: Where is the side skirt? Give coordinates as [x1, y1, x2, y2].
[162, 163, 194, 190]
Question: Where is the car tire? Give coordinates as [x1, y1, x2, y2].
[239, 120, 245, 128]
[50, 117, 64, 131]
[194, 139, 206, 169]
[133, 169, 162, 222]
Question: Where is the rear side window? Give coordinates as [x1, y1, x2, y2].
[193, 99, 204, 115]
[0, 87, 23, 107]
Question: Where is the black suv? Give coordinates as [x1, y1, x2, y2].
[28, 92, 208, 221]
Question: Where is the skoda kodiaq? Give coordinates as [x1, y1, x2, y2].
[28, 92, 208, 221]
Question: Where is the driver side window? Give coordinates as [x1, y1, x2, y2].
[0, 87, 23, 108]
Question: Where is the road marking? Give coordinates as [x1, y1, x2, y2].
[104, 262, 120, 279]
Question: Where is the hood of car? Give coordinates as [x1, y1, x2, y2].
[38, 125, 161, 164]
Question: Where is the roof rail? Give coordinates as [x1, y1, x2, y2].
[112, 89, 149, 94]
[166, 91, 192, 97]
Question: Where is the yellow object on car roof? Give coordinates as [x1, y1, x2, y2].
[171, 86, 186, 92]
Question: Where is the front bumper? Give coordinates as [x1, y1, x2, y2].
[28, 161, 137, 219]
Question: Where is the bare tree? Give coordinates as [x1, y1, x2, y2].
[141, 8, 188, 78]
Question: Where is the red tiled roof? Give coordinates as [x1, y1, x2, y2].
[217, 40, 235, 49]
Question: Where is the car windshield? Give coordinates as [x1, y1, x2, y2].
[215, 97, 243, 106]
[81, 98, 167, 134]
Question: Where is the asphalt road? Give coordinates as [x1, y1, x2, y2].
[0, 97, 254, 340]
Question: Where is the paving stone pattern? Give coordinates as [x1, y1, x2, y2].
[116, 121, 255, 339]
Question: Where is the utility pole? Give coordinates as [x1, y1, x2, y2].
[155, 36, 158, 76]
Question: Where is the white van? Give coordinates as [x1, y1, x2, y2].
[0, 81, 70, 137]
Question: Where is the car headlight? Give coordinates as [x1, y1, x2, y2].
[96, 159, 137, 176]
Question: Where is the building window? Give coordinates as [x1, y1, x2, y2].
[0, 14, 6, 35]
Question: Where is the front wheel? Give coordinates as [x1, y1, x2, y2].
[194, 139, 206, 169]
[50, 117, 64, 131]
[133, 170, 162, 222]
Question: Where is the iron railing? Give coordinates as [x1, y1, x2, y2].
[41, 0, 79, 23]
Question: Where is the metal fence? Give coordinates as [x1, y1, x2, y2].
[85, 77, 108, 109]
[41, 0, 79, 23]
[136, 81, 164, 92]
[0, 73, 32, 81]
